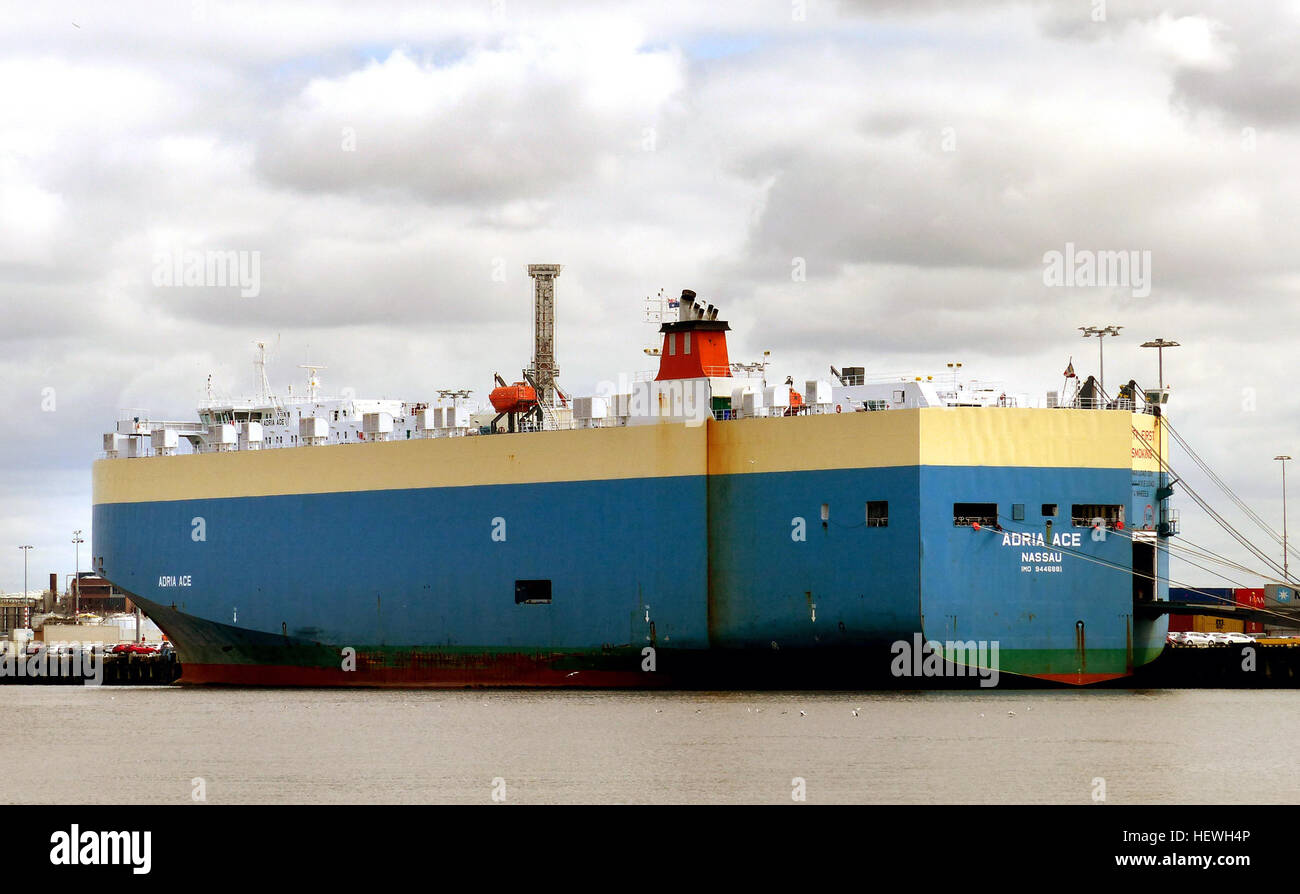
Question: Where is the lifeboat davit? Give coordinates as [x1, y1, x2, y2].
[490, 382, 537, 415]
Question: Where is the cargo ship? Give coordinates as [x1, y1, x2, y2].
[91, 269, 1174, 686]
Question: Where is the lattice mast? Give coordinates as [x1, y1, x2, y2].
[527, 264, 562, 407]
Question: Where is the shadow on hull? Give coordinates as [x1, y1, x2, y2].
[131, 596, 1127, 690]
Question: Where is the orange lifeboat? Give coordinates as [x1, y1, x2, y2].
[783, 389, 805, 416]
[489, 382, 537, 415]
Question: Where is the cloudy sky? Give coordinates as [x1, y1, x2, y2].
[2, 0, 1298, 593]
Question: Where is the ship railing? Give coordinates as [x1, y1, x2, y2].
[1158, 507, 1180, 537]
[711, 405, 838, 421]
[1070, 515, 1124, 529]
[1069, 396, 1138, 411]
[702, 365, 743, 378]
[634, 366, 752, 381]
[953, 516, 998, 527]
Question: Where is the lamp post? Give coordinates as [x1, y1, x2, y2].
[1277, 456, 1292, 582]
[18, 545, 33, 600]
[1140, 338, 1180, 390]
[72, 530, 84, 614]
[1079, 325, 1123, 395]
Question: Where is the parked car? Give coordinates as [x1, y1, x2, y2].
[110, 643, 157, 655]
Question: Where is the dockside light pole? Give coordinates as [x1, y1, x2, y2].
[72, 530, 84, 614]
[1276, 455, 1292, 582]
[18, 545, 32, 599]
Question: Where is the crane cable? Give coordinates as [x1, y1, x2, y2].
[986, 516, 1299, 625]
[1162, 417, 1300, 562]
[1032, 382, 1293, 619]
[1129, 421, 1291, 582]
[1116, 380, 1296, 579]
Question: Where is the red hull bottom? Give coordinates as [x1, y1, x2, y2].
[1031, 671, 1129, 685]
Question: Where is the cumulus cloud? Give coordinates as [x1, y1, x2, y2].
[256, 39, 685, 202]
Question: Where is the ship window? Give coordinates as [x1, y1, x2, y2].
[866, 501, 888, 527]
[684, 332, 691, 354]
[515, 579, 552, 605]
[953, 503, 997, 526]
[1072, 504, 1124, 528]
[1042, 503, 1058, 517]
[1012, 503, 1025, 521]
[668, 334, 676, 356]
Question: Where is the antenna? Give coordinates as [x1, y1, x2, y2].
[642, 287, 669, 356]
[253, 340, 275, 404]
[297, 364, 327, 402]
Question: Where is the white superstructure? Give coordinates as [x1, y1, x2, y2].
[102, 321, 1158, 460]
[103, 345, 475, 459]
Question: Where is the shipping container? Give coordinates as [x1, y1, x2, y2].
[1264, 584, 1295, 607]
[1167, 614, 1193, 633]
[1168, 586, 1235, 606]
[1192, 615, 1245, 634]
[1235, 587, 1266, 634]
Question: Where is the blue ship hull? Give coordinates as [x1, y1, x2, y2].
[91, 411, 1171, 686]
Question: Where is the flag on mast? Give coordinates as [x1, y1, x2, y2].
[1063, 357, 1076, 379]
